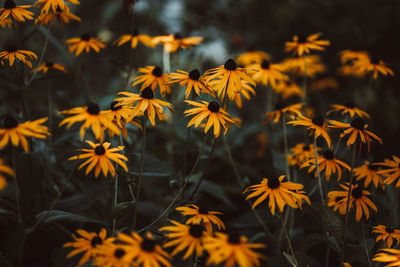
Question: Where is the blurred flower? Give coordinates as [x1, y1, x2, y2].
[152, 33, 203, 53]
[132, 66, 171, 97]
[59, 103, 120, 141]
[35, 6, 81, 25]
[115, 30, 153, 48]
[0, 115, 50, 152]
[249, 60, 287, 88]
[354, 161, 384, 188]
[327, 103, 370, 119]
[285, 33, 330, 56]
[176, 204, 225, 233]
[66, 33, 105, 56]
[116, 88, 173, 126]
[34, 61, 66, 74]
[159, 221, 208, 259]
[34, 0, 79, 14]
[93, 243, 133, 267]
[329, 117, 382, 151]
[0, 18, 12, 28]
[264, 102, 303, 124]
[342, 262, 352, 267]
[204, 58, 255, 101]
[0, 46, 37, 68]
[288, 115, 331, 147]
[375, 155, 400, 188]
[339, 50, 369, 64]
[0, 0, 33, 22]
[63, 228, 114, 266]
[244, 175, 310, 214]
[288, 143, 318, 167]
[69, 140, 128, 178]
[273, 81, 304, 100]
[168, 69, 214, 98]
[373, 248, 400, 266]
[301, 149, 350, 181]
[256, 132, 268, 159]
[236, 50, 270, 66]
[373, 225, 400, 248]
[353, 56, 394, 79]
[281, 55, 325, 77]
[184, 100, 236, 138]
[0, 158, 14, 191]
[309, 77, 339, 92]
[204, 232, 265, 267]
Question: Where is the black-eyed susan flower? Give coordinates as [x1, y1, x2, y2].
[288, 143, 318, 167]
[353, 56, 394, 79]
[249, 60, 287, 88]
[0, 158, 14, 191]
[184, 100, 236, 138]
[117, 231, 172, 267]
[327, 103, 370, 119]
[309, 77, 339, 92]
[152, 33, 203, 53]
[327, 191, 345, 213]
[168, 69, 214, 98]
[34, 0, 79, 14]
[204, 232, 265, 267]
[66, 33, 105, 56]
[176, 204, 225, 233]
[264, 102, 303, 124]
[373, 248, 400, 266]
[301, 149, 350, 181]
[244, 175, 310, 215]
[285, 33, 330, 56]
[93, 244, 134, 267]
[59, 103, 120, 141]
[375, 155, 400, 188]
[63, 228, 114, 266]
[288, 115, 332, 147]
[0, 46, 37, 68]
[132, 66, 171, 97]
[115, 30, 152, 48]
[232, 80, 255, 109]
[343, 262, 352, 267]
[35, 7, 81, 25]
[274, 80, 304, 100]
[34, 61, 66, 74]
[0, 18, 12, 28]
[159, 221, 208, 259]
[204, 58, 255, 101]
[329, 117, 382, 151]
[115, 88, 173, 126]
[103, 101, 139, 139]
[0, 115, 50, 152]
[373, 225, 400, 248]
[236, 50, 270, 66]
[0, 0, 33, 22]
[281, 55, 325, 77]
[354, 161, 384, 188]
[339, 50, 369, 64]
[68, 140, 128, 178]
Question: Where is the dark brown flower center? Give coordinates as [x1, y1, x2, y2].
[303, 145, 310, 151]
[3, 115, 18, 129]
[224, 58, 237, 71]
[267, 177, 280, 189]
[152, 66, 163, 77]
[7, 45, 17, 52]
[4, 0, 16, 9]
[94, 145, 106, 155]
[207, 101, 220, 113]
[351, 187, 363, 199]
[370, 56, 380, 65]
[141, 238, 156, 252]
[198, 205, 208, 214]
[114, 248, 126, 259]
[140, 87, 154, 99]
[261, 60, 270, 70]
[189, 224, 204, 238]
[323, 150, 334, 160]
[334, 196, 344, 202]
[345, 102, 355, 108]
[87, 103, 100, 115]
[56, 6, 62, 12]
[173, 33, 182, 39]
[274, 101, 286, 111]
[45, 62, 54, 68]
[188, 69, 201, 81]
[228, 233, 241, 244]
[351, 117, 365, 130]
[367, 163, 378, 171]
[110, 101, 122, 111]
[386, 227, 394, 233]
[296, 34, 307, 43]
[80, 33, 91, 41]
[312, 115, 324, 127]
[90, 236, 103, 247]
[133, 28, 139, 36]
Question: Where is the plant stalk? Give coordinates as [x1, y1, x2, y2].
[313, 137, 325, 205]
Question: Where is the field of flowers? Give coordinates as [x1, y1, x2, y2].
[1, 0, 400, 266]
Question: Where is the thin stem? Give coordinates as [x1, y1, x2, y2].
[362, 222, 372, 266]
[280, 212, 299, 267]
[313, 137, 325, 205]
[277, 209, 291, 255]
[112, 135, 124, 236]
[47, 80, 53, 149]
[12, 148, 22, 224]
[282, 115, 291, 181]
[131, 119, 147, 231]
[162, 49, 171, 73]
[341, 143, 357, 260]
[325, 244, 330, 267]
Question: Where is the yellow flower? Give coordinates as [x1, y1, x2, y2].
[168, 69, 214, 98]
[327, 103, 370, 119]
[102, 101, 140, 139]
[34, 61, 66, 74]
[273, 80, 304, 100]
[373, 248, 400, 266]
[115, 88, 173, 126]
[204, 58, 255, 101]
[232, 80, 255, 109]
[184, 100, 236, 138]
[0, 18, 12, 28]
[0, 0, 33, 22]
[0, 115, 50, 152]
[327, 191, 345, 213]
[176, 204, 225, 233]
[0, 158, 14, 191]
[353, 56, 394, 79]
[115, 31, 153, 48]
[309, 77, 339, 92]
[152, 33, 203, 53]
[132, 66, 171, 97]
[34, 0, 80, 14]
[93, 244, 134, 267]
[354, 161, 384, 188]
[66, 33, 106, 56]
[287, 115, 331, 147]
[264, 102, 303, 124]
[63, 228, 114, 266]
[59, 103, 120, 141]
[244, 175, 310, 214]
[204, 232, 265, 267]
[339, 50, 369, 64]
[375, 155, 400, 187]
[0, 46, 37, 68]
[159, 221, 208, 259]
[373, 225, 400, 248]
[68, 140, 128, 178]
[236, 50, 270, 66]
[288, 143, 318, 167]
[281, 55, 325, 77]
[249, 60, 287, 88]
[35, 6, 81, 25]
[285, 33, 330, 56]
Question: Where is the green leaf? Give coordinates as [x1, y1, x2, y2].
[282, 251, 297, 267]
[197, 180, 236, 209]
[35, 210, 107, 226]
[110, 201, 135, 219]
[311, 202, 343, 248]
[127, 152, 173, 178]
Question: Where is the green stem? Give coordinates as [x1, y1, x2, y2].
[313, 137, 325, 205]
[12, 148, 22, 224]
[47, 80, 53, 150]
[112, 135, 125, 236]
[282, 115, 291, 181]
[162, 49, 171, 73]
[280, 212, 299, 267]
[362, 222, 372, 266]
